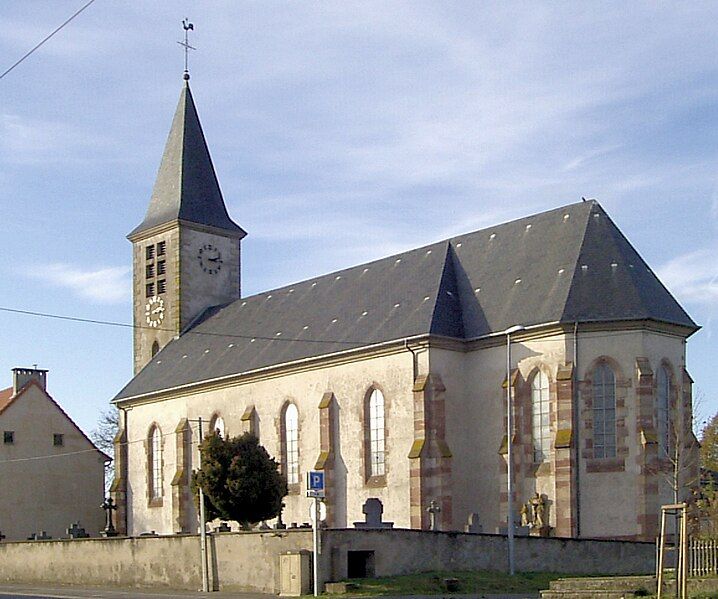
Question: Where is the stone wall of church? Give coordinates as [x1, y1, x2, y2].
[124, 348, 425, 536]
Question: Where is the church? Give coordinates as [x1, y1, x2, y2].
[111, 75, 699, 542]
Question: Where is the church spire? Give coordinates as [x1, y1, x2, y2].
[128, 80, 246, 240]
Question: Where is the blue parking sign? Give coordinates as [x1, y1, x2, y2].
[308, 471, 324, 491]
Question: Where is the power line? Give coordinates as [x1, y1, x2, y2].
[0, 0, 98, 81]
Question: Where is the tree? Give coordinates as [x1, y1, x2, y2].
[700, 412, 718, 473]
[191, 432, 287, 528]
[90, 407, 120, 492]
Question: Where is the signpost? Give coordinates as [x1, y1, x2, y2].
[307, 471, 325, 597]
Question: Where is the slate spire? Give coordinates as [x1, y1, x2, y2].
[128, 81, 246, 239]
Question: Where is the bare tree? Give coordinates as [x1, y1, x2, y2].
[90, 407, 119, 492]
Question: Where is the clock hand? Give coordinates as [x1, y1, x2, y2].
[207, 256, 220, 262]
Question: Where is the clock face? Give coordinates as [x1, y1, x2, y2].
[145, 296, 165, 328]
[197, 243, 222, 274]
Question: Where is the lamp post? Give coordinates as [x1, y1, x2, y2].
[504, 324, 525, 576]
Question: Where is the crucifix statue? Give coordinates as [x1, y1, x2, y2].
[427, 500, 441, 531]
[101, 497, 118, 537]
[177, 18, 196, 80]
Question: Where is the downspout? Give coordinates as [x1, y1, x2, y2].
[573, 321, 581, 538]
[404, 339, 418, 382]
[121, 406, 129, 535]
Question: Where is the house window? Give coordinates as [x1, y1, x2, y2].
[3, 431, 14, 444]
[157, 279, 166, 294]
[532, 371, 551, 462]
[593, 363, 616, 458]
[157, 241, 166, 256]
[149, 425, 162, 501]
[657, 365, 671, 457]
[368, 389, 386, 477]
[284, 404, 299, 485]
[146, 245, 155, 260]
[146, 282, 155, 298]
[53, 433, 64, 446]
[157, 260, 166, 276]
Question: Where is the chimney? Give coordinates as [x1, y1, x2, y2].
[12, 367, 48, 395]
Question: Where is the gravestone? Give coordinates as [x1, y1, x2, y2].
[67, 522, 89, 539]
[464, 512, 482, 533]
[100, 497, 118, 537]
[258, 521, 270, 530]
[214, 522, 231, 533]
[427, 500, 441, 531]
[28, 531, 52, 540]
[353, 498, 394, 529]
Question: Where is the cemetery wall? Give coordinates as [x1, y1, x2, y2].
[0, 529, 654, 592]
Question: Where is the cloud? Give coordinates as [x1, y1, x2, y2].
[656, 248, 718, 306]
[23, 263, 130, 304]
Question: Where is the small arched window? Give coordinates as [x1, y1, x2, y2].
[151, 340, 160, 357]
[657, 366, 671, 456]
[148, 425, 162, 501]
[210, 415, 226, 439]
[368, 388, 386, 477]
[593, 363, 616, 458]
[284, 404, 299, 485]
[532, 371, 551, 462]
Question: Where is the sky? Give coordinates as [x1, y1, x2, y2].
[1, 1, 717, 438]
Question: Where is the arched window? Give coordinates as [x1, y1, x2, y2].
[657, 366, 671, 456]
[368, 388, 386, 477]
[532, 371, 551, 462]
[284, 404, 299, 485]
[148, 425, 162, 501]
[593, 363, 616, 458]
[151, 340, 160, 357]
[210, 415, 226, 439]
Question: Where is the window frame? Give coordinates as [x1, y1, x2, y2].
[367, 388, 386, 479]
[592, 363, 617, 459]
[3, 431, 14, 444]
[531, 370, 551, 463]
[283, 403, 299, 487]
[53, 433, 64, 447]
[148, 424, 163, 506]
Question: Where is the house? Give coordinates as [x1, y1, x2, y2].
[0, 368, 108, 540]
[111, 77, 699, 541]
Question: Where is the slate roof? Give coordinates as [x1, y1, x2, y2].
[114, 200, 697, 401]
[128, 82, 246, 239]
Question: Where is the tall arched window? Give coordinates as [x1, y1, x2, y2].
[593, 363, 616, 458]
[284, 404, 299, 485]
[148, 425, 162, 501]
[657, 366, 671, 456]
[368, 388, 386, 477]
[532, 371, 550, 462]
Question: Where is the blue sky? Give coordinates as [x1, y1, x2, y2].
[1, 1, 716, 436]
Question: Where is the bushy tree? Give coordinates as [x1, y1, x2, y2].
[700, 412, 718, 472]
[191, 432, 287, 528]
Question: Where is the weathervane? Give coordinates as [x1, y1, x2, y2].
[177, 18, 195, 80]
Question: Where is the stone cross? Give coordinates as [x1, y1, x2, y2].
[101, 497, 118, 537]
[427, 500, 441, 531]
[353, 498, 394, 529]
[67, 522, 89, 539]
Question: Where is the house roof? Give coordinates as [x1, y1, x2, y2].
[0, 386, 13, 413]
[128, 82, 246, 240]
[114, 200, 697, 402]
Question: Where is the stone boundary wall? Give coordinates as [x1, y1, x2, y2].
[0, 529, 654, 593]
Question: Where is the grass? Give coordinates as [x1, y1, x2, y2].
[332, 569, 569, 595]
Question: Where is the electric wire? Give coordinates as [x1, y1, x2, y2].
[0, 305, 678, 348]
[0, 0, 98, 81]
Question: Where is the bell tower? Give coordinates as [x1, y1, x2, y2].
[128, 74, 246, 374]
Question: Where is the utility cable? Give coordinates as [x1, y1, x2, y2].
[1, 0, 98, 81]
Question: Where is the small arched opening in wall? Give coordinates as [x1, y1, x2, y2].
[151, 340, 160, 358]
[209, 413, 226, 439]
[363, 385, 387, 485]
